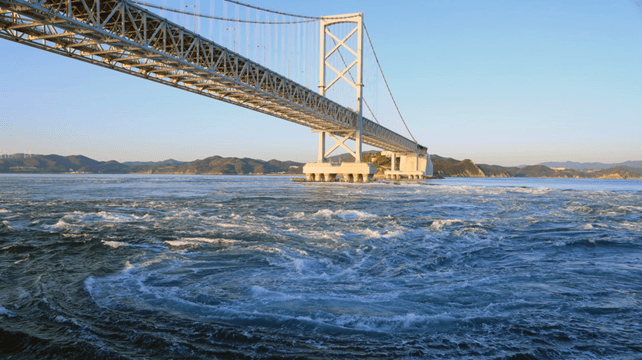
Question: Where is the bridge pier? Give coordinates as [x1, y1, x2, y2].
[382, 151, 433, 180]
[302, 162, 375, 183]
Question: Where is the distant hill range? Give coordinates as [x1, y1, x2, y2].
[537, 161, 642, 173]
[122, 159, 186, 167]
[0, 154, 303, 175]
[540, 160, 642, 170]
[1, 153, 641, 179]
[432, 156, 642, 179]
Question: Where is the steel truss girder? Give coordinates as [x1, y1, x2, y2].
[0, 0, 426, 154]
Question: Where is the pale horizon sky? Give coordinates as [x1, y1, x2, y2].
[1, 0, 641, 167]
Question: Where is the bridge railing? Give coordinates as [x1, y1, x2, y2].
[0, 0, 426, 154]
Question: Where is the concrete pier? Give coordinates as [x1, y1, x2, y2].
[302, 162, 376, 183]
[381, 151, 433, 180]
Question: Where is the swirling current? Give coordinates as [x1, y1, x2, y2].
[1, 175, 641, 359]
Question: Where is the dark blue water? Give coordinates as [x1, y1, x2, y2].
[1, 175, 641, 359]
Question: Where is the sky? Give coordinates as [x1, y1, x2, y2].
[1, 0, 641, 166]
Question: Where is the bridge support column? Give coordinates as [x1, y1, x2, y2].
[382, 151, 433, 180]
[318, 12, 364, 164]
[318, 132, 326, 163]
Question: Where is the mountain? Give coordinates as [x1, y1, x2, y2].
[538, 161, 642, 170]
[622, 166, 642, 175]
[133, 156, 303, 175]
[123, 159, 185, 167]
[431, 155, 485, 177]
[0, 154, 129, 173]
[434, 158, 642, 179]
[477, 164, 520, 177]
[0, 154, 302, 175]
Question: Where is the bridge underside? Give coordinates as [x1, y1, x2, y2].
[0, 0, 427, 155]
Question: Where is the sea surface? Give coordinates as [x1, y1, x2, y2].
[1, 175, 641, 359]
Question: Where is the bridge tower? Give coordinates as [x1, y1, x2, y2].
[302, 12, 376, 182]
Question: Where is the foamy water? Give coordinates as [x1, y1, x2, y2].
[1, 175, 641, 358]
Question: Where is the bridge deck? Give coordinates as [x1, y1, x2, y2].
[0, 0, 426, 154]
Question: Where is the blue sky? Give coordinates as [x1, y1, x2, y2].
[1, 0, 641, 166]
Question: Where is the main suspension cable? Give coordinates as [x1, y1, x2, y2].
[138, 2, 317, 24]
[224, 0, 358, 20]
[364, 23, 417, 143]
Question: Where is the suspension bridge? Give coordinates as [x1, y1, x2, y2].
[0, 0, 433, 182]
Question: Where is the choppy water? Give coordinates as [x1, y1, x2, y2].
[1, 175, 641, 359]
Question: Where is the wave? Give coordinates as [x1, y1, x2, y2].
[0, 305, 15, 318]
[312, 209, 377, 220]
[101, 240, 127, 249]
[430, 219, 463, 231]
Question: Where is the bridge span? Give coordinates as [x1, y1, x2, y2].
[0, 0, 432, 181]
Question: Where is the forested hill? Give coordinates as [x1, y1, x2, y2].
[430, 156, 642, 179]
[0, 154, 303, 175]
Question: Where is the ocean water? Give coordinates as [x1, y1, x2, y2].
[1, 175, 641, 359]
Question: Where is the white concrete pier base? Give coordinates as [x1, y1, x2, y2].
[382, 151, 433, 180]
[303, 162, 376, 183]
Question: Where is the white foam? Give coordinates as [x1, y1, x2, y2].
[55, 315, 85, 328]
[430, 219, 462, 231]
[0, 208, 9, 213]
[620, 222, 642, 232]
[293, 248, 309, 257]
[565, 205, 593, 214]
[1, 220, 11, 230]
[102, 240, 126, 249]
[335, 210, 376, 219]
[14, 255, 29, 265]
[165, 240, 198, 247]
[49, 219, 74, 229]
[0, 305, 15, 317]
[331, 312, 458, 332]
[312, 209, 376, 220]
[454, 227, 488, 236]
[288, 212, 305, 219]
[582, 224, 594, 230]
[180, 237, 238, 245]
[17, 288, 30, 300]
[247, 245, 283, 254]
[250, 286, 299, 300]
[63, 234, 84, 238]
[313, 209, 335, 218]
[354, 228, 403, 239]
[62, 211, 149, 225]
[216, 222, 240, 228]
[165, 238, 238, 247]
